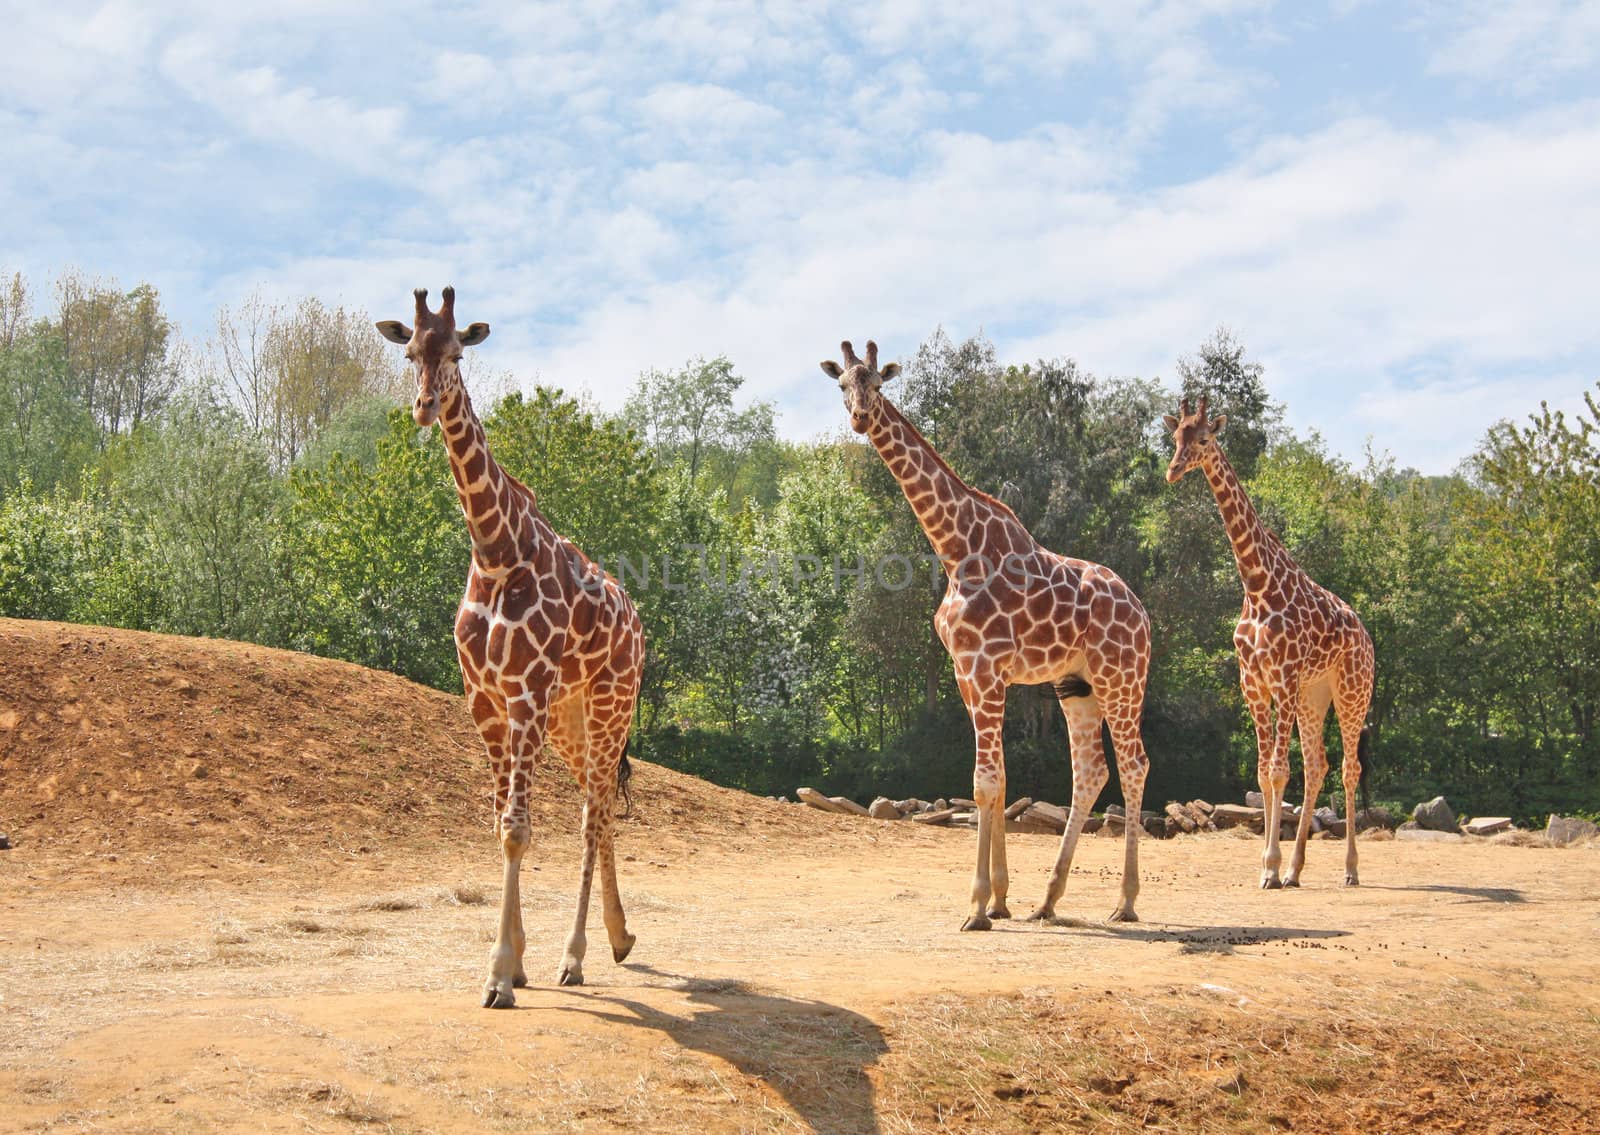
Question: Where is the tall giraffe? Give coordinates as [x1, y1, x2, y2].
[822, 340, 1153, 928]
[1164, 396, 1374, 888]
[377, 287, 644, 1006]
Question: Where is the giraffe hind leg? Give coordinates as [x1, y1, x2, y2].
[1284, 682, 1332, 888]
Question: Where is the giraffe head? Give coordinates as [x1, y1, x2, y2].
[375, 286, 491, 427]
[819, 339, 901, 433]
[1162, 395, 1228, 483]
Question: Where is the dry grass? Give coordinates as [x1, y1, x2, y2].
[872, 988, 1600, 1134]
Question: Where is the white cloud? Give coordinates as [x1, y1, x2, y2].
[1424, 1, 1600, 90]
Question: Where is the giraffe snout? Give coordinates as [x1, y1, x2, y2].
[414, 394, 440, 427]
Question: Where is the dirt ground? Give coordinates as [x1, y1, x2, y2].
[4, 619, 1600, 1134]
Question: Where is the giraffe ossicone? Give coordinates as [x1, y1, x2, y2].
[377, 287, 645, 1006]
[1165, 394, 1374, 888]
[822, 339, 1154, 928]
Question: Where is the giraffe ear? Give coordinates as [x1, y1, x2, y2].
[458, 322, 490, 347]
[1209, 414, 1227, 435]
[375, 320, 412, 345]
[820, 360, 844, 379]
[880, 362, 901, 381]
[1162, 414, 1179, 431]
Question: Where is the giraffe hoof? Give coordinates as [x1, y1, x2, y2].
[1023, 907, 1054, 923]
[987, 904, 1012, 920]
[512, 973, 528, 988]
[1261, 876, 1283, 890]
[481, 983, 516, 1010]
[557, 965, 584, 987]
[960, 914, 992, 932]
[1282, 877, 1301, 889]
[612, 933, 637, 964]
[1344, 873, 1360, 887]
[1107, 906, 1138, 924]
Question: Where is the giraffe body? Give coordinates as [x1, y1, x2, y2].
[1166, 397, 1374, 887]
[378, 288, 642, 1007]
[823, 341, 1152, 927]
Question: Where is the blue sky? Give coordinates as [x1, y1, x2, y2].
[3, 1, 1598, 472]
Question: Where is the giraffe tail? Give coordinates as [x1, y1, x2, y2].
[1052, 675, 1093, 700]
[1356, 726, 1373, 812]
[617, 739, 634, 819]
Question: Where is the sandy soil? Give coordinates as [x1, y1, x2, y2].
[3, 619, 1599, 1133]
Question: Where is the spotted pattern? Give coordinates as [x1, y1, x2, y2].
[1166, 397, 1375, 889]
[821, 340, 1152, 928]
[377, 288, 644, 1007]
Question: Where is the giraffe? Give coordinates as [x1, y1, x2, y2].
[1163, 395, 1375, 888]
[821, 340, 1153, 929]
[377, 287, 644, 1007]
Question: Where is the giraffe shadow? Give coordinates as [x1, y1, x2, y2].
[552, 964, 886, 1135]
[1023, 920, 1352, 955]
[1361, 883, 1528, 904]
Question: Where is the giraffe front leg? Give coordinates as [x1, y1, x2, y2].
[483, 702, 545, 1009]
[959, 681, 1007, 932]
[1259, 705, 1293, 890]
[986, 768, 1011, 920]
[1284, 686, 1331, 888]
[1029, 693, 1107, 922]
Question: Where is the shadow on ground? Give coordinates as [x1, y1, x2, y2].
[1363, 883, 1528, 903]
[556, 965, 887, 1135]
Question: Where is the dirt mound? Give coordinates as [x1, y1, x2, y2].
[0, 618, 826, 871]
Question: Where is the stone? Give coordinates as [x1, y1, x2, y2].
[1082, 815, 1104, 834]
[1358, 827, 1395, 842]
[950, 810, 978, 826]
[796, 787, 847, 814]
[1413, 796, 1456, 832]
[868, 797, 901, 820]
[829, 796, 871, 817]
[1396, 828, 1463, 843]
[1189, 799, 1215, 816]
[1022, 801, 1068, 832]
[1105, 803, 1125, 818]
[1164, 802, 1198, 834]
[1321, 818, 1347, 838]
[950, 797, 977, 809]
[1546, 814, 1599, 847]
[0, 832, 10, 850]
[912, 808, 959, 825]
[1003, 797, 1034, 820]
[1356, 806, 1395, 832]
[776, 795, 789, 804]
[932, 798, 948, 812]
[1210, 804, 1264, 830]
[892, 798, 924, 814]
[1464, 816, 1512, 837]
[1245, 790, 1266, 809]
[1397, 821, 1420, 831]
[1314, 806, 1340, 827]
[1143, 815, 1169, 839]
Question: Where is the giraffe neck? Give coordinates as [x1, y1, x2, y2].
[437, 384, 533, 568]
[866, 395, 1002, 567]
[1198, 445, 1287, 595]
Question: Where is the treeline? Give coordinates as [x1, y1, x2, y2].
[2, 267, 1597, 824]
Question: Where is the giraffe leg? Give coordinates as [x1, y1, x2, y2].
[1336, 638, 1374, 886]
[482, 699, 546, 1009]
[1103, 697, 1149, 923]
[558, 791, 600, 987]
[1258, 700, 1294, 890]
[465, 689, 530, 997]
[987, 765, 1011, 920]
[1284, 683, 1332, 888]
[1029, 693, 1107, 922]
[957, 677, 1007, 932]
[597, 790, 635, 964]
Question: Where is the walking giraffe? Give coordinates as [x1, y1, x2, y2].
[1164, 395, 1374, 888]
[377, 287, 644, 1006]
[821, 340, 1153, 928]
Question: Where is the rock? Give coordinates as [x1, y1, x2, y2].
[1321, 818, 1347, 838]
[1314, 806, 1339, 827]
[950, 797, 977, 809]
[1358, 827, 1395, 842]
[829, 796, 871, 817]
[0, 832, 10, 850]
[1143, 815, 1169, 839]
[950, 810, 978, 826]
[1082, 815, 1104, 834]
[1164, 802, 1198, 834]
[1356, 806, 1396, 832]
[1546, 814, 1599, 847]
[1245, 790, 1266, 809]
[1210, 804, 1264, 830]
[1003, 797, 1034, 820]
[776, 795, 789, 804]
[1022, 801, 1068, 832]
[892, 798, 923, 814]
[1189, 799, 1215, 816]
[868, 797, 901, 820]
[1413, 796, 1456, 832]
[1397, 821, 1420, 831]
[1105, 803, 1125, 818]
[796, 787, 847, 814]
[1396, 828, 1464, 843]
[932, 798, 948, 812]
[912, 808, 960, 825]
[1464, 816, 1512, 837]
